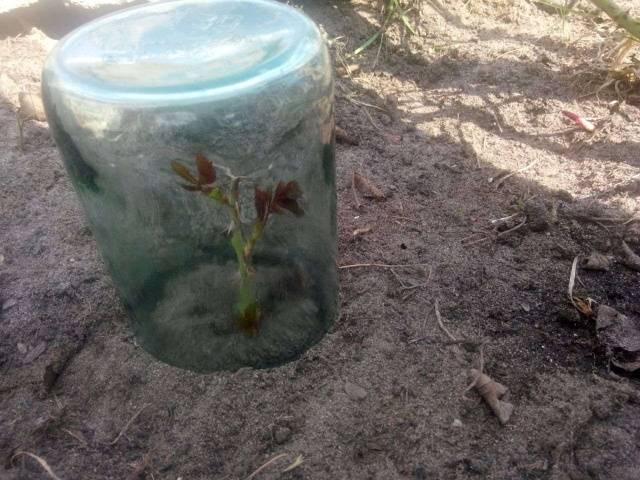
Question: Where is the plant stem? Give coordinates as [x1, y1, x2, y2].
[589, 0, 640, 39]
[226, 178, 261, 334]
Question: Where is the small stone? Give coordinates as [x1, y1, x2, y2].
[273, 426, 292, 444]
[451, 418, 463, 428]
[344, 381, 368, 400]
[596, 305, 624, 330]
[525, 200, 549, 232]
[521, 304, 531, 313]
[466, 456, 492, 475]
[558, 307, 582, 326]
[2, 298, 17, 311]
[17, 343, 27, 355]
[412, 465, 428, 479]
[54, 281, 73, 297]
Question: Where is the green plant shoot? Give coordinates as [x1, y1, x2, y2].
[171, 153, 304, 335]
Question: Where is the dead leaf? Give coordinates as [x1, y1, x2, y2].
[335, 126, 359, 145]
[352, 226, 373, 237]
[580, 252, 611, 271]
[18, 91, 46, 122]
[353, 172, 385, 200]
[336, 63, 361, 77]
[621, 241, 640, 271]
[596, 304, 640, 375]
[611, 359, 640, 373]
[573, 297, 594, 316]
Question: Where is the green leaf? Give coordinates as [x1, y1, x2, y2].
[353, 30, 382, 56]
[399, 11, 416, 35]
[208, 186, 226, 203]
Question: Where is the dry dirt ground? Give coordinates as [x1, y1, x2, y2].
[1, 1, 640, 479]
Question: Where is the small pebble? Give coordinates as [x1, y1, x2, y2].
[273, 426, 292, 444]
[451, 418, 463, 428]
[2, 298, 17, 311]
[17, 342, 27, 355]
[344, 381, 368, 401]
[522, 303, 531, 313]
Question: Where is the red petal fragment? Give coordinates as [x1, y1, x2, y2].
[195, 153, 216, 184]
[561, 110, 595, 132]
[171, 161, 199, 184]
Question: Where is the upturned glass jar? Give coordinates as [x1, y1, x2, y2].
[42, 0, 336, 372]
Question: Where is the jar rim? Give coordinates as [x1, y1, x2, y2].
[44, 0, 324, 104]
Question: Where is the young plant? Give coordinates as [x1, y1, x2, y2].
[171, 154, 304, 335]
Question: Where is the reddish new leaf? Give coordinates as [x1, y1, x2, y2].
[272, 181, 304, 216]
[171, 161, 198, 184]
[254, 186, 272, 222]
[195, 153, 216, 184]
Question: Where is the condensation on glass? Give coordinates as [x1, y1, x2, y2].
[42, 0, 337, 372]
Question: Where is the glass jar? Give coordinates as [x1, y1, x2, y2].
[41, 0, 336, 372]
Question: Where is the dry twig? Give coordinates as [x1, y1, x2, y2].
[339, 262, 430, 269]
[492, 159, 541, 189]
[434, 299, 458, 342]
[496, 216, 528, 238]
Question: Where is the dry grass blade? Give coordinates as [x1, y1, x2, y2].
[245, 453, 288, 480]
[568, 255, 580, 310]
[110, 404, 148, 446]
[282, 454, 304, 473]
[12, 451, 62, 480]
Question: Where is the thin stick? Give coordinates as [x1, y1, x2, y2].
[12, 451, 62, 480]
[351, 172, 362, 209]
[373, 31, 385, 70]
[389, 268, 408, 287]
[434, 299, 457, 342]
[490, 110, 503, 133]
[462, 235, 491, 246]
[493, 159, 541, 189]
[490, 213, 519, 225]
[464, 343, 485, 393]
[110, 404, 148, 446]
[568, 256, 580, 310]
[496, 216, 527, 238]
[339, 262, 431, 269]
[399, 282, 428, 291]
[62, 428, 87, 445]
[245, 453, 288, 480]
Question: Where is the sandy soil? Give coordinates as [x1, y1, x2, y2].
[1, 1, 640, 479]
